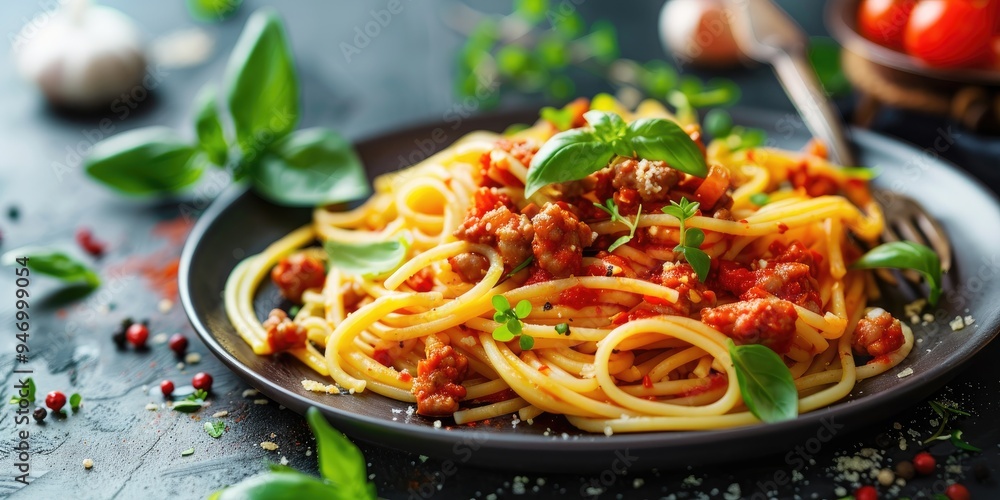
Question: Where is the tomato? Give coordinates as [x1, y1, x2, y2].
[904, 0, 995, 68]
[858, 0, 916, 50]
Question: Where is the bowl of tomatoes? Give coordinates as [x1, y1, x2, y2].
[828, 0, 1000, 85]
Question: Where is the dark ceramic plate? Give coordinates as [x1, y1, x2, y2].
[180, 109, 1000, 472]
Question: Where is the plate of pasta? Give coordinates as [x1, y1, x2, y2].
[180, 98, 1000, 471]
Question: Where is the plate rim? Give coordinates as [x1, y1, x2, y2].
[178, 107, 1000, 464]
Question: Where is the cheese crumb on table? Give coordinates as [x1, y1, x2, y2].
[242, 389, 259, 398]
[212, 410, 228, 418]
[301, 379, 341, 394]
[260, 441, 279, 451]
[896, 367, 914, 379]
[83, 458, 94, 469]
[184, 352, 202, 364]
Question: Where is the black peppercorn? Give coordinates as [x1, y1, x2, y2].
[33, 407, 46, 422]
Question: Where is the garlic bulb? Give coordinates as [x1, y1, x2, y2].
[659, 0, 742, 67]
[13, 0, 147, 109]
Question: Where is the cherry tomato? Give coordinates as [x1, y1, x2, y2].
[945, 483, 970, 500]
[904, 0, 995, 68]
[855, 485, 879, 500]
[858, 0, 916, 50]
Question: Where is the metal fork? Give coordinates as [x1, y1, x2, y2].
[726, 0, 952, 283]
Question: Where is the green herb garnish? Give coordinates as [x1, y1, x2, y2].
[507, 256, 534, 278]
[83, 9, 369, 208]
[205, 420, 226, 439]
[2, 249, 100, 289]
[491, 295, 534, 350]
[554, 323, 570, 336]
[181, 448, 195, 457]
[524, 110, 707, 198]
[210, 407, 377, 499]
[661, 197, 710, 282]
[324, 237, 410, 280]
[749, 193, 770, 207]
[727, 340, 798, 423]
[9, 377, 35, 405]
[593, 199, 641, 252]
[70, 393, 82, 412]
[851, 241, 943, 306]
[923, 401, 978, 451]
[173, 389, 210, 413]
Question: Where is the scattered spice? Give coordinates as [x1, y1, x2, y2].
[126, 323, 149, 348]
[160, 380, 175, 397]
[32, 407, 46, 422]
[75, 227, 106, 257]
[895, 460, 916, 480]
[82, 458, 94, 469]
[45, 391, 66, 412]
[945, 483, 970, 500]
[168, 334, 189, 355]
[913, 451, 936, 475]
[192, 372, 213, 392]
[184, 352, 202, 365]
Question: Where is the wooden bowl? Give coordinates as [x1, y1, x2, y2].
[826, 0, 1000, 132]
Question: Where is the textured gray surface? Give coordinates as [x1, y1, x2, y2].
[0, 1, 998, 499]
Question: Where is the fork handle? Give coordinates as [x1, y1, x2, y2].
[772, 51, 856, 166]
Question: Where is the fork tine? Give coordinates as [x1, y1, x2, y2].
[887, 219, 925, 284]
[914, 211, 952, 273]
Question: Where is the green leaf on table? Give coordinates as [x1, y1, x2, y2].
[851, 241, 943, 306]
[2, 248, 100, 288]
[324, 237, 409, 280]
[625, 119, 707, 178]
[728, 340, 798, 423]
[205, 420, 226, 438]
[225, 8, 299, 152]
[186, 0, 243, 22]
[525, 129, 612, 197]
[193, 85, 230, 166]
[181, 448, 195, 456]
[70, 393, 82, 411]
[306, 407, 377, 500]
[84, 127, 202, 195]
[9, 377, 35, 405]
[251, 128, 370, 207]
[211, 470, 344, 500]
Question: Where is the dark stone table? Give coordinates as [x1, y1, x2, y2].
[0, 1, 997, 498]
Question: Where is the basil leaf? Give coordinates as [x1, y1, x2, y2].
[682, 247, 711, 283]
[324, 237, 408, 279]
[85, 127, 202, 195]
[225, 8, 299, 152]
[205, 420, 226, 438]
[728, 340, 798, 423]
[584, 110, 627, 143]
[2, 248, 99, 288]
[625, 119, 707, 178]
[252, 128, 370, 207]
[187, 0, 243, 22]
[685, 228, 705, 248]
[305, 407, 377, 500]
[851, 241, 943, 306]
[193, 85, 229, 166]
[212, 470, 344, 500]
[525, 129, 612, 197]
[749, 193, 770, 206]
[519, 333, 535, 351]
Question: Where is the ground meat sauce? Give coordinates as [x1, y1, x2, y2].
[701, 298, 798, 354]
[262, 309, 308, 352]
[412, 334, 469, 416]
[652, 262, 717, 316]
[478, 139, 538, 188]
[530, 202, 595, 278]
[453, 187, 534, 268]
[448, 252, 490, 282]
[271, 251, 327, 302]
[715, 240, 824, 313]
[852, 308, 905, 357]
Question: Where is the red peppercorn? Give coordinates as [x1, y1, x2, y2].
[854, 485, 878, 500]
[75, 227, 106, 257]
[160, 380, 175, 397]
[125, 323, 149, 348]
[945, 483, 970, 500]
[913, 451, 936, 475]
[45, 391, 67, 412]
[168, 334, 189, 355]
[192, 372, 213, 391]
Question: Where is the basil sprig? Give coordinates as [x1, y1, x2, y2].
[728, 340, 798, 423]
[1, 248, 100, 288]
[593, 199, 641, 252]
[84, 9, 368, 208]
[661, 197, 710, 282]
[851, 241, 943, 306]
[524, 110, 707, 197]
[324, 237, 409, 280]
[211, 407, 376, 500]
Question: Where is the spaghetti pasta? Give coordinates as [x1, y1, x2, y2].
[225, 97, 919, 433]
